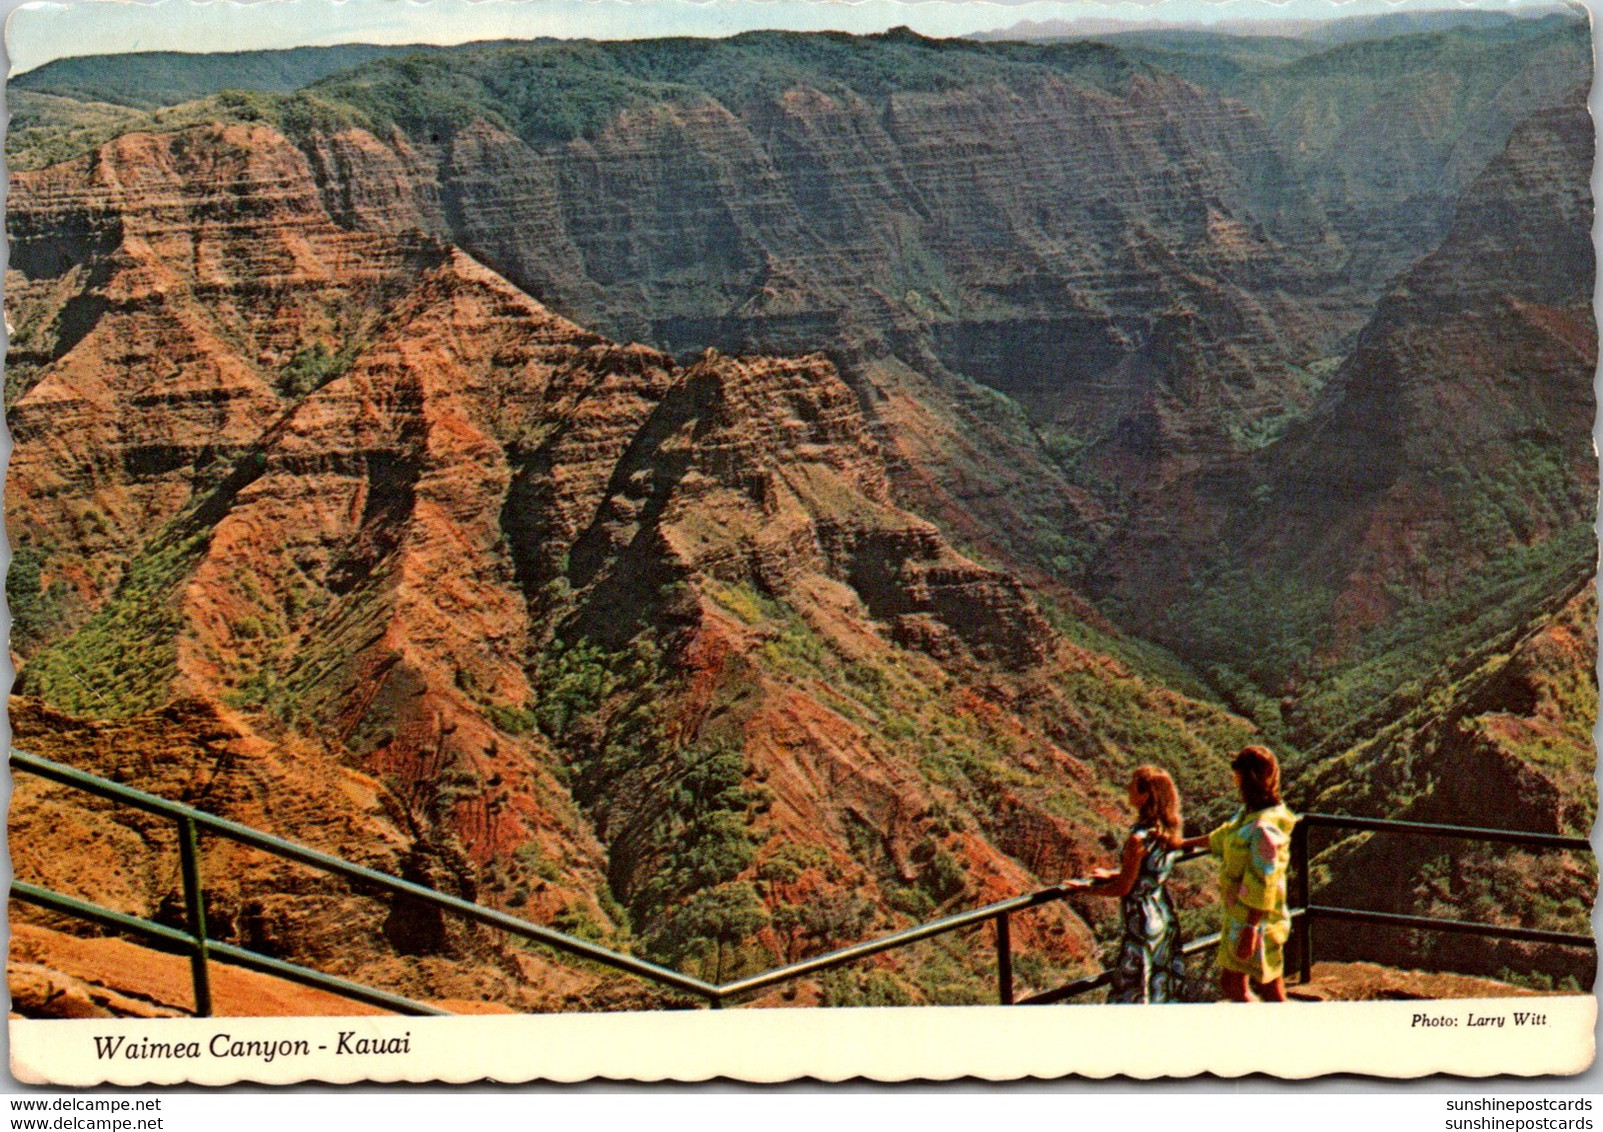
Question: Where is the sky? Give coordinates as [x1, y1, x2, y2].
[3, 0, 1571, 75]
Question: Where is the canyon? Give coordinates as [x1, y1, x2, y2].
[6, 11, 1595, 1009]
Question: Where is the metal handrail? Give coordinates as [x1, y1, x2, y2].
[718, 887, 1062, 1001]
[10, 750, 718, 1010]
[717, 846, 1211, 1003]
[1304, 904, 1593, 949]
[1289, 812, 1595, 985]
[11, 881, 448, 1016]
[8, 746, 1215, 1011]
[10, 747, 1596, 1015]
[1298, 811, 1592, 851]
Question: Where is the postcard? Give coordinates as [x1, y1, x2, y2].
[4, 0, 1596, 1085]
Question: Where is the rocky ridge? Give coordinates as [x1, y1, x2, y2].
[1299, 581, 1597, 990]
[7, 119, 1251, 1007]
[11, 26, 1592, 696]
[1128, 98, 1598, 741]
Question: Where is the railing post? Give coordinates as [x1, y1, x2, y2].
[178, 816, 213, 1017]
[1293, 819, 1313, 985]
[995, 913, 1013, 1005]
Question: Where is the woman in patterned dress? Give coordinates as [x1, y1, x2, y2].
[1084, 766, 1186, 1003]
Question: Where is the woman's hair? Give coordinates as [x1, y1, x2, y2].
[1132, 765, 1183, 848]
[1231, 745, 1282, 810]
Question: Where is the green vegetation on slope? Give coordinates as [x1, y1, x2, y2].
[6, 87, 382, 171]
[1154, 438, 1596, 753]
[18, 527, 209, 717]
[11, 43, 467, 109]
[1287, 570, 1597, 987]
[533, 634, 775, 981]
[1293, 524, 1596, 758]
[8, 543, 79, 657]
[5, 90, 149, 171]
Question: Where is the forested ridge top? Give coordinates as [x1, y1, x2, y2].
[13, 8, 1583, 117]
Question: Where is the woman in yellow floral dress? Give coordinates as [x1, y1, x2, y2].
[1183, 746, 1296, 1002]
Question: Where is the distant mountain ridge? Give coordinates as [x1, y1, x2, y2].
[970, 5, 1576, 44]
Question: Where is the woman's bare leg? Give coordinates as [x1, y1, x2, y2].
[1253, 977, 1287, 1002]
[1220, 970, 1252, 1002]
